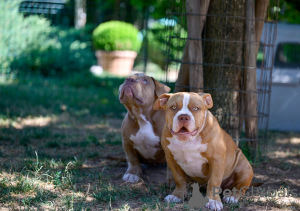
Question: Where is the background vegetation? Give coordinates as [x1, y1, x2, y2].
[0, 1, 95, 76]
[92, 21, 141, 52]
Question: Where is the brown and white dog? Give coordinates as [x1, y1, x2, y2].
[119, 73, 171, 183]
[153, 92, 253, 210]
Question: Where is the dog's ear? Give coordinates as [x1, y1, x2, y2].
[151, 77, 171, 97]
[198, 93, 213, 109]
[153, 93, 172, 110]
[118, 82, 125, 95]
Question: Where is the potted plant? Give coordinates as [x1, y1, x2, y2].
[92, 21, 142, 76]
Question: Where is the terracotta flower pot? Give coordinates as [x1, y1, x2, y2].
[95, 50, 137, 76]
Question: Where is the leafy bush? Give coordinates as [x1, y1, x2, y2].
[0, 1, 95, 76]
[92, 21, 141, 52]
[147, 22, 187, 69]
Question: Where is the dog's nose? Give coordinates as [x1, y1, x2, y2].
[178, 114, 190, 123]
[125, 78, 137, 84]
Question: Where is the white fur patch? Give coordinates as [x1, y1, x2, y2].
[164, 194, 182, 203]
[223, 196, 238, 203]
[172, 93, 195, 132]
[206, 198, 223, 211]
[123, 173, 140, 183]
[130, 115, 160, 159]
[167, 136, 208, 177]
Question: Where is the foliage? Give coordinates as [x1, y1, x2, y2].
[129, 0, 183, 20]
[92, 21, 142, 52]
[86, 0, 183, 27]
[0, 1, 95, 76]
[274, 43, 300, 68]
[278, 0, 300, 24]
[147, 22, 187, 69]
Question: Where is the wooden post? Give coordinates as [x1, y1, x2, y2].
[174, 44, 189, 92]
[174, 0, 210, 93]
[187, 0, 210, 93]
[255, 0, 269, 53]
[244, 0, 258, 160]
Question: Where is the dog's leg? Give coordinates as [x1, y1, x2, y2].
[122, 138, 142, 183]
[223, 155, 253, 203]
[205, 158, 225, 211]
[164, 150, 187, 203]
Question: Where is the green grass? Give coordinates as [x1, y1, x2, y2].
[0, 73, 299, 210]
[0, 72, 174, 210]
[0, 71, 126, 118]
[0, 72, 127, 209]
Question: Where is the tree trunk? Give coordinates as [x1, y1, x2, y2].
[187, 0, 210, 93]
[244, 0, 258, 159]
[174, 44, 189, 92]
[174, 0, 210, 93]
[203, 0, 245, 141]
[255, 0, 269, 53]
[244, 0, 269, 160]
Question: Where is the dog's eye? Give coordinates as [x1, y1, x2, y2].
[171, 105, 177, 110]
[193, 107, 199, 111]
[142, 79, 148, 84]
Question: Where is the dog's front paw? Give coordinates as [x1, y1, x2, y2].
[122, 173, 140, 183]
[223, 196, 238, 203]
[206, 198, 223, 211]
[164, 194, 182, 203]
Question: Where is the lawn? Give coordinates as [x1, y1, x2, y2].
[0, 72, 299, 210]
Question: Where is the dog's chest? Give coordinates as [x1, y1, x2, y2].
[167, 137, 208, 177]
[130, 115, 160, 159]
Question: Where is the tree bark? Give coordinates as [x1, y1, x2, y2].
[203, 0, 245, 141]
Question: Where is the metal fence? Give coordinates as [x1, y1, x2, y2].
[1, 0, 280, 159]
[162, 0, 279, 159]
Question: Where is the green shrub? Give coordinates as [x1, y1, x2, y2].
[147, 22, 187, 69]
[0, 1, 95, 76]
[92, 21, 141, 52]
